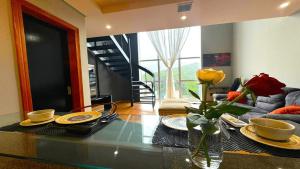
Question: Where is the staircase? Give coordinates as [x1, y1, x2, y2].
[87, 34, 155, 107]
[87, 35, 131, 78]
[132, 65, 155, 106]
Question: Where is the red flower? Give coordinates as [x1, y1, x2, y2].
[244, 73, 286, 96]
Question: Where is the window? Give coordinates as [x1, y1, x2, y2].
[138, 26, 201, 100]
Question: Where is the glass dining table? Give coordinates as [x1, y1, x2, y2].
[0, 114, 299, 169]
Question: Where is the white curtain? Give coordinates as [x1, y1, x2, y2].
[148, 28, 190, 99]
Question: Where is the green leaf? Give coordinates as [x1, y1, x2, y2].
[206, 101, 217, 107]
[199, 102, 206, 114]
[186, 113, 208, 129]
[185, 106, 202, 115]
[217, 104, 251, 116]
[201, 122, 218, 135]
[204, 108, 223, 119]
[203, 103, 251, 119]
[189, 89, 201, 100]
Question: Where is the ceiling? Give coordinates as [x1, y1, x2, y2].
[64, 0, 300, 37]
[95, 0, 187, 13]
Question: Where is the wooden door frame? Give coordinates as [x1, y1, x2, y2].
[11, 0, 84, 118]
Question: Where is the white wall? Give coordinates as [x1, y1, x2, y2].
[0, 0, 90, 126]
[233, 12, 300, 88]
[201, 23, 233, 87]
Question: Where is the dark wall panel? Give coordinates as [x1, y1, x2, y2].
[24, 13, 72, 111]
[88, 52, 131, 101]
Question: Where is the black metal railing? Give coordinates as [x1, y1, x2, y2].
[136, 64, 155, 106]
[114, 34, 130, 57]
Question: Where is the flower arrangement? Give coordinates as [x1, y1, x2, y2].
[186, 69, 286, 167]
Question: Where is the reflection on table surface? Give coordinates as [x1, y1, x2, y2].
[0, 114, 299, 169]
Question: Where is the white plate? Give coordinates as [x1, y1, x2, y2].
[240, 125, 300, 150]
[162, 114, 188, 131]
[20, 115, 60, 127]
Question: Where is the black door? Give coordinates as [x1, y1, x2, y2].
[23, 13, 72, 112]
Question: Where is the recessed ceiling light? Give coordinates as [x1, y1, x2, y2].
[279, 1, 290, 9]
[180, 15, 187, 20]
[105, 24, 112, 30]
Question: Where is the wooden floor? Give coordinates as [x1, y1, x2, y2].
[115, 102, 158, 115]
[93, 102, 159, 121]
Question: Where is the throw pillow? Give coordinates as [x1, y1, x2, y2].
[256, 96, 283, 104]
[227, 91, 246, 104]
[269, 105, 300, 114]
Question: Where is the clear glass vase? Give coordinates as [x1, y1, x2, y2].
[188, 119, 223, 169]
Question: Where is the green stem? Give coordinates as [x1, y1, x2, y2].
[203, 138, 211, 167]
[192, 132, 212, 167]
[202, 83, 208, 114]
[227, 89, 249, 106]
[192, 133, 207, 157]
[250, 92, 257, 103]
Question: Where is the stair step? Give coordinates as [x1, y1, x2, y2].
[132, 86, 149, 89]
[134, 91, 153, 94]
[101, 58, 124, 63]
[136, 98, 155, 101]
[138, 101, 154, 104]
[94, 49, 119, 54]
[95, 41, 114, 46]
[106, 63, 129, 68]
[111, 67, 129, 71]
[133, 91, 154, 95]
[96, 52, 121, 57]
[107, 66, 129, 69]
[132, 88, 147, 91]
[87, 36, 111, 42]
[132, 81, 143, 83]
[88, 45, 116, 50]
[132, 84, 145, 87]
[132, 81, 153, 85]
[99, 57, 123, 62]
[140, 96, 155, 98]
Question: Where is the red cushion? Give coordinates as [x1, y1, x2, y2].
[270, 105, 300, 114]
[227, 91, 246, 104]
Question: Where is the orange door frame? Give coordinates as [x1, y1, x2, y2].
[11, 0, 84, 118]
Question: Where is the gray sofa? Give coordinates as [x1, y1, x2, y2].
[215, 87, 300, 123]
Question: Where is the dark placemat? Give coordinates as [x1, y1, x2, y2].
[152, 123, 300, 158]
[0, 114, 118, 138]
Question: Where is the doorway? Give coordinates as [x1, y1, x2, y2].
[12, 0, 84, 118]
[23, 14, 72, 112]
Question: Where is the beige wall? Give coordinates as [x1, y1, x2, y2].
[0, 0, 90, 126]
[0, 0, 22, 121]
[233, 12, 300, 88]
[201, 23, 233, 87]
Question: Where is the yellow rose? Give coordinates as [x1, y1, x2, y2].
[196, 68, 225, 84]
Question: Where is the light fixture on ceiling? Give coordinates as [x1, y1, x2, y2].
[177, 1, 192, 21]
[279, 1, 290, 9]
[177, 1, 192, 12]
[180, 15, 187, 20]
[105, 24, 112, 30]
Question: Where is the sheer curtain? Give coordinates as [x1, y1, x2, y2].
[148, 28, 190, 99]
